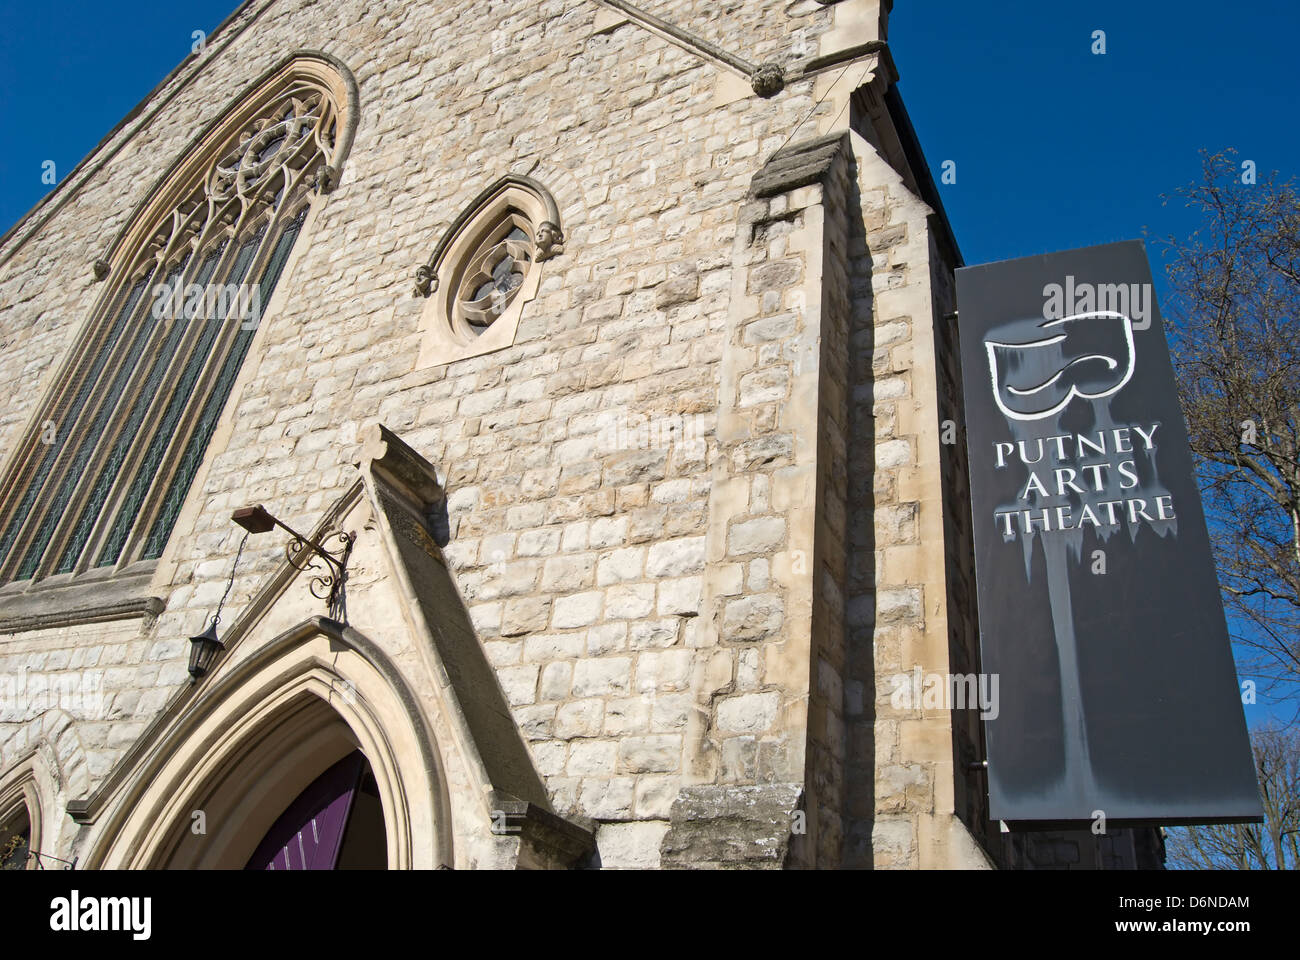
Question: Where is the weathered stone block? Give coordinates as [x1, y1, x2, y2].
[721, 594, 784, 641]
[716, 691, 780, 733]
[659, 783, 803, 869]
[618, 734, 681, 773]
[571, 657, 632, 698]
[553, 591, 603, 628]
[728, 516, 786, 556]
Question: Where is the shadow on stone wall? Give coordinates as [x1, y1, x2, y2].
[840, 166, 878, 868]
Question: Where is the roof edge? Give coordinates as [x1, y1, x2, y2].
[882, 83, 963, 268]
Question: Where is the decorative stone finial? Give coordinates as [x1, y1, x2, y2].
[357, 422, 445, 509]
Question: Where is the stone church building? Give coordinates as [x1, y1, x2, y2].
[0, 0, 1161, 869]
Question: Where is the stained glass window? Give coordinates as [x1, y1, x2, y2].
[0, 808, 29, 871]
[0, 73, 344, 584]
[457, 218, 536, 331]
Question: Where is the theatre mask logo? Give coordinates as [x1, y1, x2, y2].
[984, 310, 1135, 421]
[955, 240, 1262, 825]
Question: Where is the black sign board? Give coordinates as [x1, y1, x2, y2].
[955, 240, 1263, 825]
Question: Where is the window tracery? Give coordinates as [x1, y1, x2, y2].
[0, 54, 356, 587]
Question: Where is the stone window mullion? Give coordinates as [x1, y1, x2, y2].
[73, 237, 248, 576]
[15, 254, 185, 582]
[0, 273, 142, 568]
[53, 241, 233, 576]
[96, 235, 267, 573]
[109, 324, 243, 570]
[0, 269, 160, 582]
[136, 205, 310, 563]
[94, 213, 279, 567]
[88, 210, 274, 573]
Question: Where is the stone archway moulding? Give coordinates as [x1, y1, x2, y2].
[82, 617, 452, 870]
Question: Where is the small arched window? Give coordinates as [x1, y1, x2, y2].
[413, 175, 564, 367]
[0, 53, 356, 584]
[0, 806, 31, 871]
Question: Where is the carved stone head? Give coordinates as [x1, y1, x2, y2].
[413, 264, 437, 298]
[535, 221, 564, 261]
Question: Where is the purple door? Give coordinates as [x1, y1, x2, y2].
[246, 751, 366, 870]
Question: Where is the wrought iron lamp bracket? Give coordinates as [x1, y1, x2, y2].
[233, 505, 352, 618]
[284, 529, 353, 607]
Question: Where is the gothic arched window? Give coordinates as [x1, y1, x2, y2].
[0, 53, 356, 586]
[0, 766, 40, 871]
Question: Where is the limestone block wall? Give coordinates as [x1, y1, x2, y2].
[0, 0, 1007, 871]
[656, 114, 989, 870]
[1, 0, 914, 869]
[634, 0, 836, 66]
[0, 619, 136, 861]
[660, 140, 849, 868]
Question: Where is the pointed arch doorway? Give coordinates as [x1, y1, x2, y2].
[151, 691, 404, 870]
[85, 619, 452, 870]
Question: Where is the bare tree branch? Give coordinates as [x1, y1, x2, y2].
[1166, 725, 1300, 869]
[1158, 149, 1300, 697]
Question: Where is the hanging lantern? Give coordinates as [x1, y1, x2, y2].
[188, 531, 249, 682]
[187, 617, 224, 681]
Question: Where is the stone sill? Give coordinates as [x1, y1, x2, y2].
[0, 563, 163, 634]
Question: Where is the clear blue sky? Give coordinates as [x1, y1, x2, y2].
[1, 0, 1295, 726]
[0, 0, 241, 236]
[889, 0, 1299, 271]
[3, 1, 1296, 251]
[888, 1, 1300, 730]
